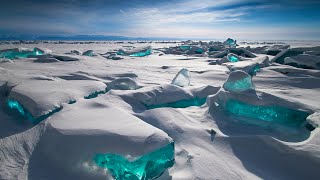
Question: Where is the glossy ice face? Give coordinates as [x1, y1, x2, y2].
[224, 76, 254, 92]
[227, 53, 240, 62]
[171, 68, 191, 87]
[224, 38, 237, 47]
[94, 142, 175, 180]
[0, 48, 43, 59]
[224, 99, 309, 127]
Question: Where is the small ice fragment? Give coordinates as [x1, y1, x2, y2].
[227, 53, 240, 62]
[83, 50, 96, 56]
[171, 68, 191, 87]
[223, 70, 254, 92]
[107, 77, 139, 90]
[223, 38, 237, 48]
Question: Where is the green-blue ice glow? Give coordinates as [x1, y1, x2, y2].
[117, 50, 125, 55]
[248, 64, 261, 76]
[0, 48, 43, 59]
[129, 49, 152, 57]
[195, 48, 204, 54]
[180, 45, 191, 51]
[6, 99, 62, 124]
[94, 142, 175, 180]
[224, 38, 237, 47]
[224, 76, 253, 92]
[146, 97, 206, 109]
[228, 55, 239, 62]
[224, 99, 309, 127]
[7, 99, 26, 116]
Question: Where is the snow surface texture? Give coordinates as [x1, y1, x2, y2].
[0, 40, 320, 180]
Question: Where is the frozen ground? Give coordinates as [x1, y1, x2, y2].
[0, 40, 320, 180]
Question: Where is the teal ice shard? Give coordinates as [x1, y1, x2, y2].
[83, 50, 96, 56]
[0, 48, 45, 59]
[224, 99, 309, 127]
[180, 45, 191, 51]
[117, 46, 152, 57]
[171, 68, 191, 87]
[227, 53, 240, 62]
[94, 142, 175, 180]
[107, 77, 139, 90]
[223, 70, 254, 92]
[223, 38, 237, 48]
[129, 46, 152, 57]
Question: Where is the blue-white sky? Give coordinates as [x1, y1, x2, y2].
[1, 0, 320, 40]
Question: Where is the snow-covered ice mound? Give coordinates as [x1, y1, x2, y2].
[7, 80, 107, 123]
[0, 98, 174, 180]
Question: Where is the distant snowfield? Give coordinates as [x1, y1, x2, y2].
[0, 41, 320, 180]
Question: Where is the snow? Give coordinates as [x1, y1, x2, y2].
[0, 40, 320, 180]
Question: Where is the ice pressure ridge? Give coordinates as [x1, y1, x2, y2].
[6, 99, 62, 124]
[94, 142, 175, 180]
